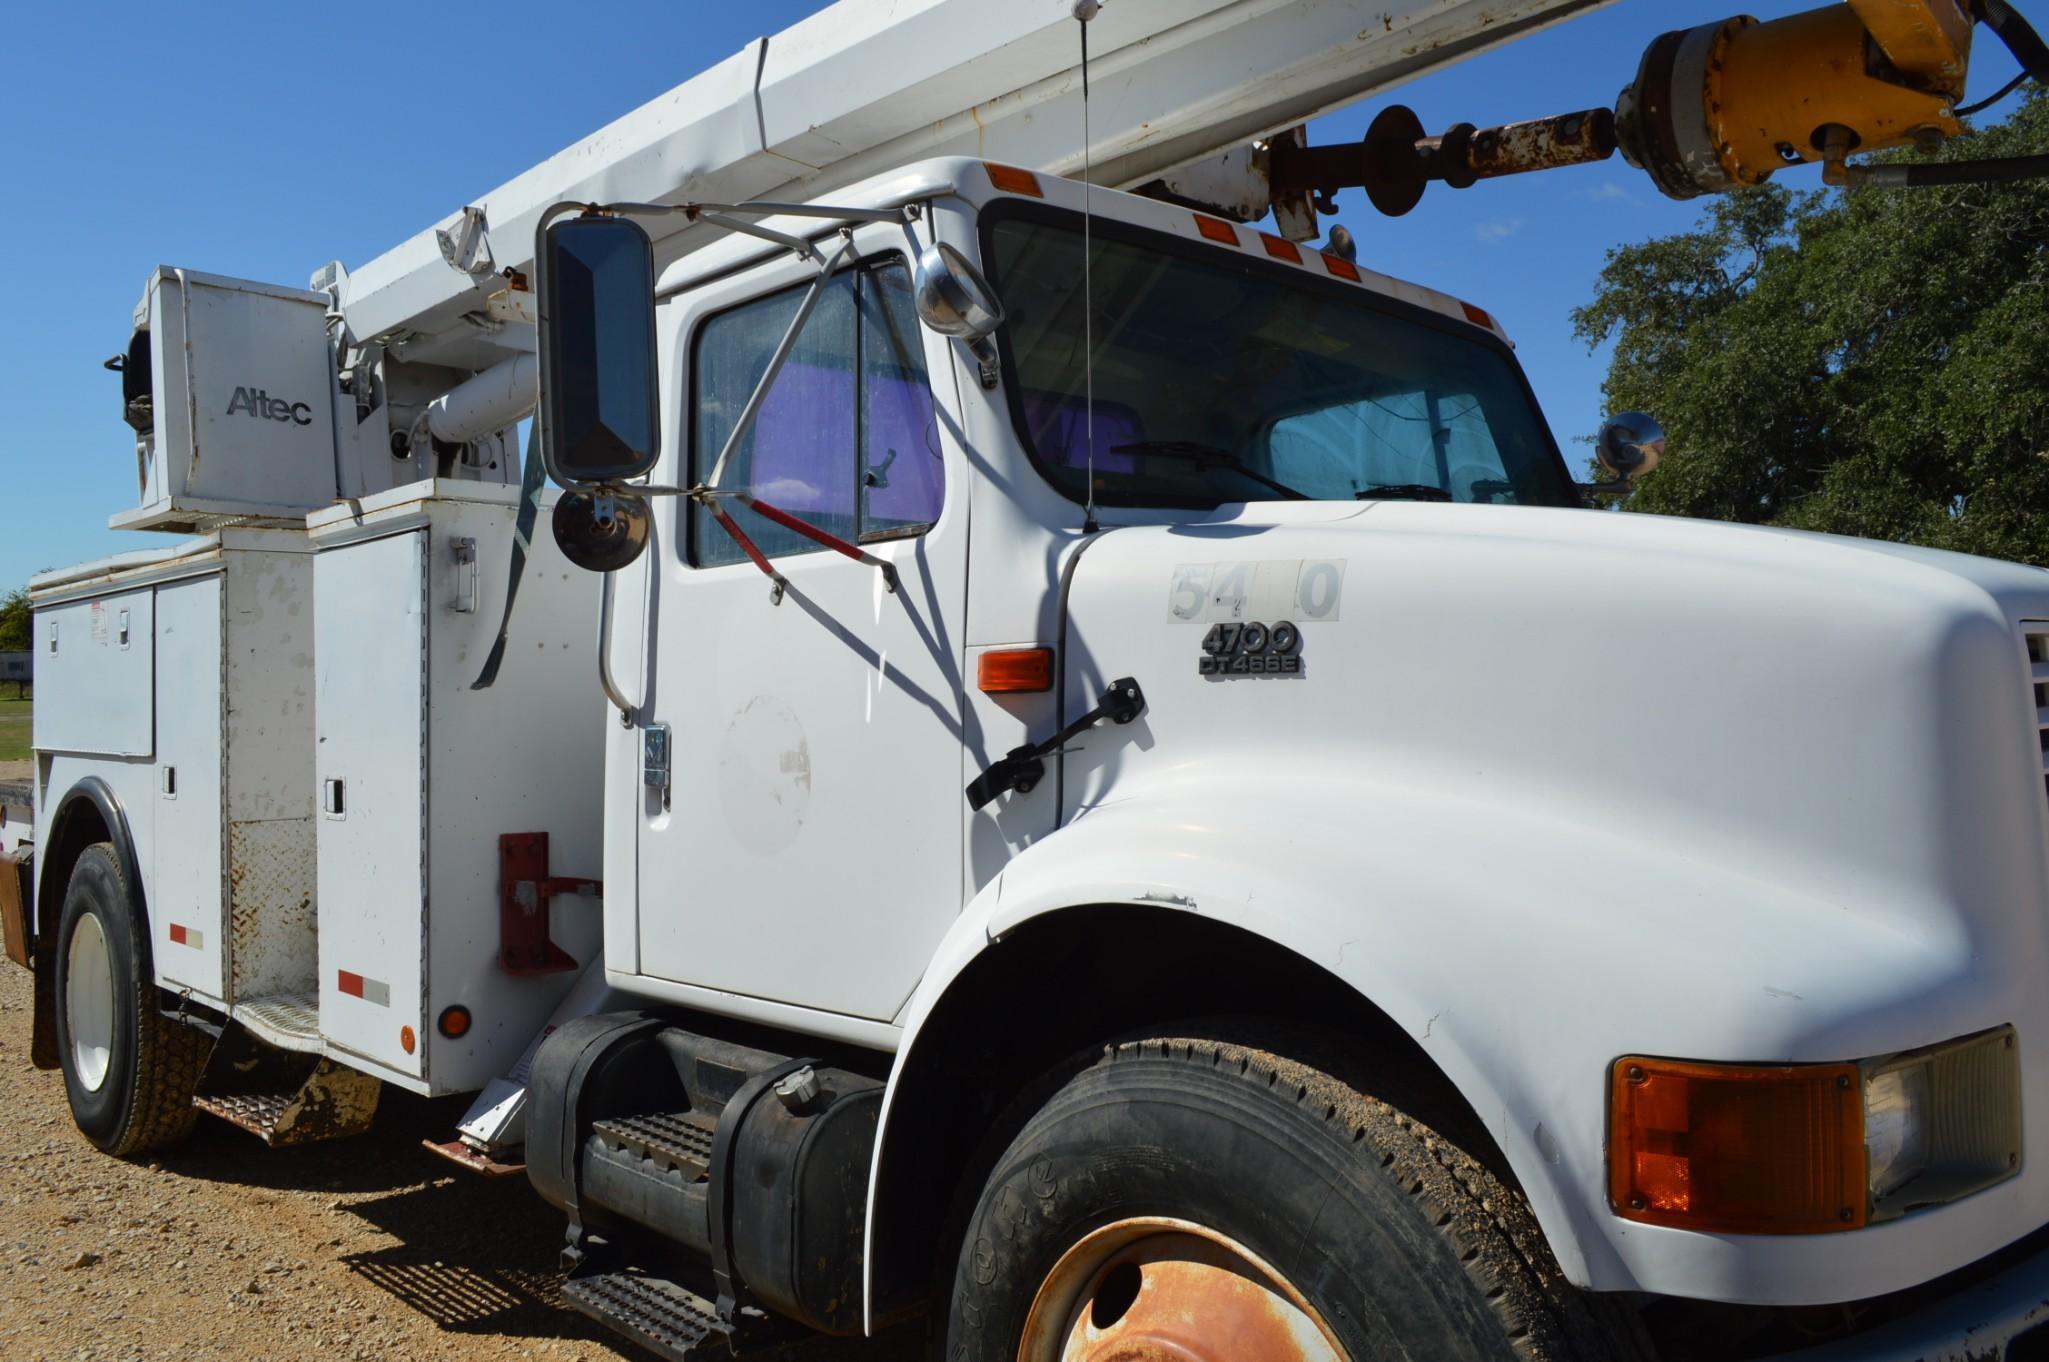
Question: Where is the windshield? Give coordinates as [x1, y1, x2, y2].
[984, 210, 1579, 510]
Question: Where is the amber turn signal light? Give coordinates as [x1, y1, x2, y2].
[978, 647, 1055, 694]
[1609, 1056, 1866, 1235]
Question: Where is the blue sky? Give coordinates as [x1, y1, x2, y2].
[0, 1, 2028, 588]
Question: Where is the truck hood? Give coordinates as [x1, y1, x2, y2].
[1058, 501, 2049, 954]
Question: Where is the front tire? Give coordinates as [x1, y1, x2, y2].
[54, 843, 207, 1155]
[945, 1031, 1651, 1362]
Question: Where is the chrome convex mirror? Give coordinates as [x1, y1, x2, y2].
[553, 489, 651, 573]
[1590, 411, 1666, 495]
[914, 241, 1004, 374]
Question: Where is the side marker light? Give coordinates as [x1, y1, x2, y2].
[979, 648, 1056, 694]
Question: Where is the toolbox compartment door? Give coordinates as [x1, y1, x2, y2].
[33, 589, 155, 758]
[315, 529, 426, 1079]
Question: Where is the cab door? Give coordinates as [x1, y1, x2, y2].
[635, 235, 970, 1022]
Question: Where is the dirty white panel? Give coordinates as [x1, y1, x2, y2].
[33, 590, 155, 757]
[420, 493, 605, 1096]
[32, 754, 159, 920]
[315, 528, 427, 1082]
[222, 541, 317, 1001]
[308, 482, 604, 1095]
[151, 577, 226, 1002]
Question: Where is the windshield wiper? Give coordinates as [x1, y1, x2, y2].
[1112, 440, 1311, 500]
[1354, 483, 1454, 503]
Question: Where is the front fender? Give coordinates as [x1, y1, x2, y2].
[868, 764, 2025, 1322]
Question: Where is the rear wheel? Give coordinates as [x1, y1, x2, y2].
[945, 1031, 1652, 1362]
[54, 843, 207, 1155]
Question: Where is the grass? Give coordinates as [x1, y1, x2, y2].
[0, 696, 30, 764]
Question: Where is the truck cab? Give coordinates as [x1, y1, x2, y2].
[16, 149, 2049, 1362]
[524, 156, 2049, 1357]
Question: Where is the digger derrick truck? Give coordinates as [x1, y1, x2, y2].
[8, 0, 2049, 1357]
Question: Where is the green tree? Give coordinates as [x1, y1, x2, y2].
[1573, 91, 2049, 566]
[0, 587, 28, 653]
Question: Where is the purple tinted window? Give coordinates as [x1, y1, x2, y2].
[750, 361, 856, 518]
[690, 262, 942, 567]
[861, 266, 943, 532]
[1018, 392, 1144, 475]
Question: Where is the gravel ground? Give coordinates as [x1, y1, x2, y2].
[0, 963, 921, 1362]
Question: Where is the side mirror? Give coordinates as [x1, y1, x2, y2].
[1591, 411, 1666, 492]
[539, 214, 660, 487]
[552, 489, 651, 573]
[913, 242, 1003, 370]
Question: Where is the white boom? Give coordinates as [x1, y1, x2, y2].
[332, 0, 1614, 376]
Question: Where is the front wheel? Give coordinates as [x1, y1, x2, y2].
[945, 1032, 1651, 1362]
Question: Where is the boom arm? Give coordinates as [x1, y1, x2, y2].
[328, 0, 1617, 377]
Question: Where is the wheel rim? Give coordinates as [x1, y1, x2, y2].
[1018, 1216, 1347, 1362]
[65, 910, 115, 1093]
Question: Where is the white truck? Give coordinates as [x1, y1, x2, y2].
[8, 1, 2049, 1358]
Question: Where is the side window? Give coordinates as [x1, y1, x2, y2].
[859, 265, 945, 536]
[689, 261, 942, 567]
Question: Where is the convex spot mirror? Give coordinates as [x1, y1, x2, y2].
[1596, 411, 1666, 483]
[914, 242, 1003, 358]
[552, 489, 651, 573]
[540, 214, 660, 487]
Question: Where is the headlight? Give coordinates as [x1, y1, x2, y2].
[1862, 1027, 2023, 1224]
[1862, 1064, 1930, 1201]
[1609, 1026, 2020, 1235]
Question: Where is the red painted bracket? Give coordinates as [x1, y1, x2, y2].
[499, 832, 601, 977]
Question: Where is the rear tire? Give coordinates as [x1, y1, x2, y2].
[54, 843, 207, 1155]
[944, 1030, 1652, 1362]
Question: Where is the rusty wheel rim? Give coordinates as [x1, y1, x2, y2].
[1018, 1216, 1347, 1362]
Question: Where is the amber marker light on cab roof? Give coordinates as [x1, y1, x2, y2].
[1258, 232, 1302, 264]
[1461, 301, 1497, 330]
[984, 163, 1043, 197]
[1194, 215, 1241, 246]
[1322, 253, 1361, 283]
[978, 648, 1055, 694]
[1609, 1056, 1866, 1235]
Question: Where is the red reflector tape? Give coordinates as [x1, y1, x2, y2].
[168, 924, 202, 949]
[1322, 253, 1361, 283]
[1258, 233, 1302, 264]
[337, 970, 391, 1007]
[1194, 215, 1240, 246]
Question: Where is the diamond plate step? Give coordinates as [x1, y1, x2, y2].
[194, 1091, 294, 1137]
[591, 1112, 716, 1180]
[193, 1057, 379, 1146]
[561, 1270, 731, 1361]
[229, 993, 321, 1053]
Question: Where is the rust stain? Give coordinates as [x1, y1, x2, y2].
[1463, 108, 1618, 179]
[1020, 1221, 1340, 1362]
